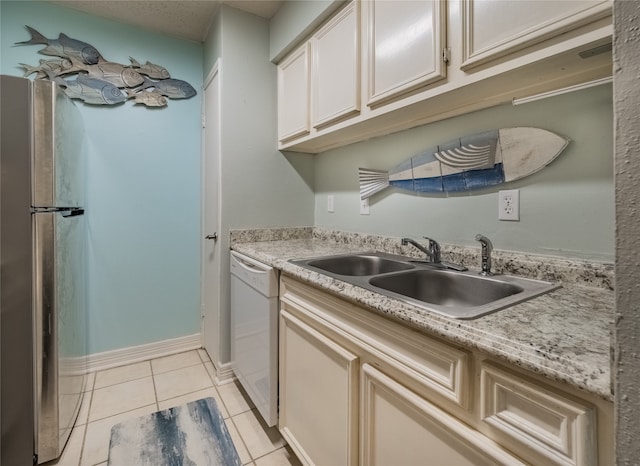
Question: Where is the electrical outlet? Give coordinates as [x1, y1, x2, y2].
[327, 194, 334, 213]
[498, 189, 520, 221]
[360, 198, 370, 215]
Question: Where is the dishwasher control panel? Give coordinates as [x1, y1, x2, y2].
[230, 251, 278, 297]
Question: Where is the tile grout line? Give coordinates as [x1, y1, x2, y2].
[252, 446, 288, 464]
[201, 357, 217, 386]
[93, 373, 149, 390]
[229, 413, 256, 465]
[151, 360, 203, 376]
[77, 372, 97, 466]
[154, 358, 216, 407]
[149, 360, 160, 411]
[210, 375, 258, 463]
[198, 357, 243, 445]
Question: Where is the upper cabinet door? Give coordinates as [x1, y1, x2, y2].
[367, 0, 447, 107]
[277, 43, 311, 143]
[312, 1, 361, 129]
[461, 0, 612, 70]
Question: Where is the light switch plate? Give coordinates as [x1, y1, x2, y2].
[327, 194, 334, 213]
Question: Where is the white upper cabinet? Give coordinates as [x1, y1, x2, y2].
[462, 0, 611, 70]
[367, 0, 447, 106]
[312, 1, 361, 128]
[461, 0, 612, 70]
[277, 43, 310, 143]
[276, 0, 612, 153]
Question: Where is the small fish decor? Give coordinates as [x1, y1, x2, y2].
[129, 57, 170, 80]
[20, 58, 74, 79]
[15, 25, 196, 108]
[138, 77, 197, 99]
[125, 89, 167, 107]
[57, 74, 127, 105]
[359, 127, 570, 199]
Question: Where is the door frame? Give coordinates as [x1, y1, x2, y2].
[200, 59, 224, 372]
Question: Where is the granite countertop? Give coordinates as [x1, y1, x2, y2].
[231, 229, 614, 401]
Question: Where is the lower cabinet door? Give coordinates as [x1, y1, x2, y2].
[360, 363, 526, 466]
[279, 308, 359, 466]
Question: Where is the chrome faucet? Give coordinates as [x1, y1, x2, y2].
[401, 237, 441, 263]
[401, 237, 468, 271]
[400, 236, 467, 272]
[475, 234, 493, 276]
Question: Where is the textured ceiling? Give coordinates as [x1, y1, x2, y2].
[50, 1, 283, 42]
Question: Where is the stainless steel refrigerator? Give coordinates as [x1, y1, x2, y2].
[1, 75, 87, 465]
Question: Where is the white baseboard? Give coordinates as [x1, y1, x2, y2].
[214, 361, 236, 385]
[86, 333, 202, 373]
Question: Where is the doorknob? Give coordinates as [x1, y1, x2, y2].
[205, 233, 218, 240]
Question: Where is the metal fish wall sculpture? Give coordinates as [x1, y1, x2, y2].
[126, 89, 167, 107]
[129, 57, 170, 80]
[359, 127, 570, 199]
[138, 77, 197, 99]
[20, 58, 74, 79]
[59, 58, 146, 88]
[15, 25, 196, 108]
[16, 26, 104, 64]
[55, 74, 127, 105]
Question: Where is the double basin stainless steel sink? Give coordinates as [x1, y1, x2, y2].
[290, 252, 560, 319]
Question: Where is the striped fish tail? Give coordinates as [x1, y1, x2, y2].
[359, 168, 389, 200]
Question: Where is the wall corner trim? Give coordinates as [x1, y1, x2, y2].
[86, 333, 202, 373]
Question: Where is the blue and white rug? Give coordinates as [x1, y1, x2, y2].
[108, 397, 242, 466]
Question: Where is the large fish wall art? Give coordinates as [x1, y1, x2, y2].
[359, 127, 570, 199]
[15, 26, 196, 108]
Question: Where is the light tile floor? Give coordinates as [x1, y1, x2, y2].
[50, 349, 301, 466]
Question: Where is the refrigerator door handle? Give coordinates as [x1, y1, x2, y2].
[60, 208, 84, 218]
[32, 207, 85, 217]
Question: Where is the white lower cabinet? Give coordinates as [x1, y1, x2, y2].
[278, 276, 613, 466]
[479, 362, 598, 466]
[360, 363, 524, 466]
[279, 308, 358, 465]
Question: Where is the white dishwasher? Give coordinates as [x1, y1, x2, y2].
[230, 251, 279, 427]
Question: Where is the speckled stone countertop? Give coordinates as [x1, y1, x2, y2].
[230, 228, 614, 401]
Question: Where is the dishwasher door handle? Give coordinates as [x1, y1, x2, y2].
[233, 255, 269, 273]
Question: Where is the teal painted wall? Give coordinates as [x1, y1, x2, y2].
[314, 85, 614, 262]
[1, 1, 204, 353]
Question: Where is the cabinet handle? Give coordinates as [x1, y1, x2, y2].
[205, 233, 218, 241]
